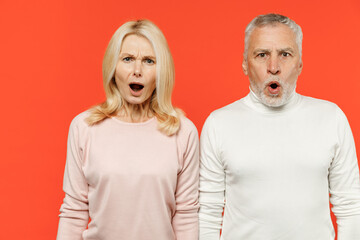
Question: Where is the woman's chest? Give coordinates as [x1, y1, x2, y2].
[82, 129, 181, 188]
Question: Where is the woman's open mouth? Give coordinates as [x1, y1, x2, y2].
[129, 83, 144, 92]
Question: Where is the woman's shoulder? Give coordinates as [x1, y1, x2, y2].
[175, 115, 199, 163]
[177, 115, 199, 140]
[68, 110, 92, 132]
[179, 115, 197, 131]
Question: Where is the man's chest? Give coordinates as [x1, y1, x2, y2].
[219, 115, 336, 183]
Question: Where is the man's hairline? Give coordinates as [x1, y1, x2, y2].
[243, 23, 302, 64]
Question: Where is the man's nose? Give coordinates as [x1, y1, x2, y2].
[133, 60, 142, 77]
[267, 56, 280, 75]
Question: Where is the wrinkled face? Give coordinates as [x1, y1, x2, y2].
[242, 23, 303, 107]
[115, 34, 156, 105]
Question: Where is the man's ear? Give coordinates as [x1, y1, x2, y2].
[298, 60, 303, 75]
[242, 59, 248, 75]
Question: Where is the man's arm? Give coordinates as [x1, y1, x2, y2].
[199, 115, 226, 240]
[329, 107, 360, 240]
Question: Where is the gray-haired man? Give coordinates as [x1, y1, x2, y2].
[199, 13, 360, 240]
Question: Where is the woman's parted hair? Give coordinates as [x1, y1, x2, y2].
[86, 19, 181, 136]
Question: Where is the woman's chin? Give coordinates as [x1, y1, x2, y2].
[123, 95, 150, 106]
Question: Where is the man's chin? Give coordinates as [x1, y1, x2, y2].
[260, 94, 286, 107]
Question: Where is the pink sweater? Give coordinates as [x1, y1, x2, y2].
[57, 112, 199, 240]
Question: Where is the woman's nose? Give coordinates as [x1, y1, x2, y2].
[133, 61, 142, 77]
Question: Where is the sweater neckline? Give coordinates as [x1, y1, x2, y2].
[110, 116, 156, 126]
[243, 88, 302, 114]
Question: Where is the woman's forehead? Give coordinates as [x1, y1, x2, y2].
[120, 34, 155, 56]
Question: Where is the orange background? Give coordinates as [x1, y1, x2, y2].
[1, 0, 359, 239]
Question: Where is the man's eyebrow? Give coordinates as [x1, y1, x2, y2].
[252, 48, 296, 55]
[277, 48, 295, 53]
[252, 48, 271, 55]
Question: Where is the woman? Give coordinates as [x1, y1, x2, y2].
[57, 20, 199, 240]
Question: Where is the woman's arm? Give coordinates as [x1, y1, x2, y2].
[57, 116, 89, 240]
[172, 118, 200, 240]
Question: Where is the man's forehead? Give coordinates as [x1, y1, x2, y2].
[249, 23, 297, 48]
[256, 22, 284, 28]
[251, 23, 294, 35]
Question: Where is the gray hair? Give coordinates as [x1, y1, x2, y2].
[243, 13, 303, 61]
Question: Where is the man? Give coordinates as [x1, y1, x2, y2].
[199, 13, 360, 240]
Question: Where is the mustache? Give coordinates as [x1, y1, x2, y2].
[264, 77, 281, 84]
[263, 77, 283, 88]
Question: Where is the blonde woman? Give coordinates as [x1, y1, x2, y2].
[57, 20, 199, 240]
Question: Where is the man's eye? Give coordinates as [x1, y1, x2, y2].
[282, 52, 290, 57]
[258, 53, 266, 58]
[123, 57, 132, 62]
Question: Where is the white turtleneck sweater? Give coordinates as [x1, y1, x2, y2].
[199, 90, 360, 240]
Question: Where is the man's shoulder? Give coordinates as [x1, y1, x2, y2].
[300, 95, 340, 113]
[208, 98, 247, 119]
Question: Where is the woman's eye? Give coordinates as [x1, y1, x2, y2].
[144, 59, 155, 64]
[123, 57, 132, 62]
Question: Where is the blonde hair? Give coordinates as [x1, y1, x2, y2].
[86, 19, 182, 135]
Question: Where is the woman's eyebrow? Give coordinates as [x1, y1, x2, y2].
[142, 55, 156, 59]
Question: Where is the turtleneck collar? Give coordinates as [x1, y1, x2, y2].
[243, 87, 302, 114]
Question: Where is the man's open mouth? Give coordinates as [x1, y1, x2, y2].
[129, 83, 144, 92]
[270, 83, 279, 89]
[267, 81, 281, 95]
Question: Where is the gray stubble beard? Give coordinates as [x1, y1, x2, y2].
[250, 77, 297, 107]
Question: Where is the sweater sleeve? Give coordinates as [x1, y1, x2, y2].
[199, 115, 225, 240]
[329, 107, 360, 240]
[57, 116, 89, 240]
[172, 119, 200, 240]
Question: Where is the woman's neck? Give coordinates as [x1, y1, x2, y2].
[116, 99, 154, 123]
